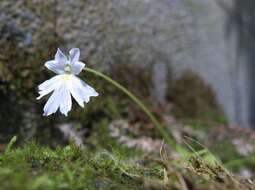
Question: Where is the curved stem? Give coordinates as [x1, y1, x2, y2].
[84, 67, 181, 151]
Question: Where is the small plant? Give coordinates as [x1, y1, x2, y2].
[37, 48, 98, 116]
[36, 48, 185, 154]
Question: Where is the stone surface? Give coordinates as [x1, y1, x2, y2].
[55, 0, 241, 125]
[1, 0, 254, 127]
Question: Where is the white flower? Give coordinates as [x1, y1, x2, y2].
[37, 48, 99, 116]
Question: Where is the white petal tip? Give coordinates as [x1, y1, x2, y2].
[43, 111, 53, 116]
[91, 91, 99, 98]
[78, 103, 84, 108]
[61, 111, 69, 117]
[60, 110, 68, 116]
[36, 95, 43, 100]
[70, 47, 80, 52]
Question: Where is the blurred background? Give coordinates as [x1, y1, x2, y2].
[1, 0, 255, 184]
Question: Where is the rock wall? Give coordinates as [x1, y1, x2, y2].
[1, 0, 254, 127]
[55, 0, 242, 126]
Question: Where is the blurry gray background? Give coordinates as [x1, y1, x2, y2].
[0, 0, 254, 128]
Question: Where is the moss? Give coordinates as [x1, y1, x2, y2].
[211, 141, 241, 164]
[1, 134, 255, 190]
[167, 70, 226, 124]
[0, 140, 164, 190]
[188, 156, 255, 190]
[109, 63, 153, 100]
[210, 140, 255, 173]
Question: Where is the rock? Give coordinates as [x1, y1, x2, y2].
[55, 0, 245, 126]
[1, 0, 255, 127]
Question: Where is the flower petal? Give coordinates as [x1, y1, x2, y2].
[67, 82, 85, 107]
[38, 75, 62, 91]
[68, 76, 98, 106]
[43, 86, 62, 116]
[69, 48, 80, 64]
[71, 61, 85, 75]
[37, 80, 60, 100]
[44, 60, 65, 74]
[59, 85, 72, 116]
[55, 48, 67, 64]
[79, 80, 99, 103]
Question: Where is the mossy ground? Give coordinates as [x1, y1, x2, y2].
[0, 142, 146, 190]
[1, 86, 255, 189]
[1, 119, 255, 190]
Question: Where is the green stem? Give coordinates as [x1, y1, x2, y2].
[225, 155, 255, 168]
[84, 67, 184, 152]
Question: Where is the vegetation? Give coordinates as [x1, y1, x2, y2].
[1, 127, 254, 190]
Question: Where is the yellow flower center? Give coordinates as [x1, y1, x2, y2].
[62, 74, 72, 81]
